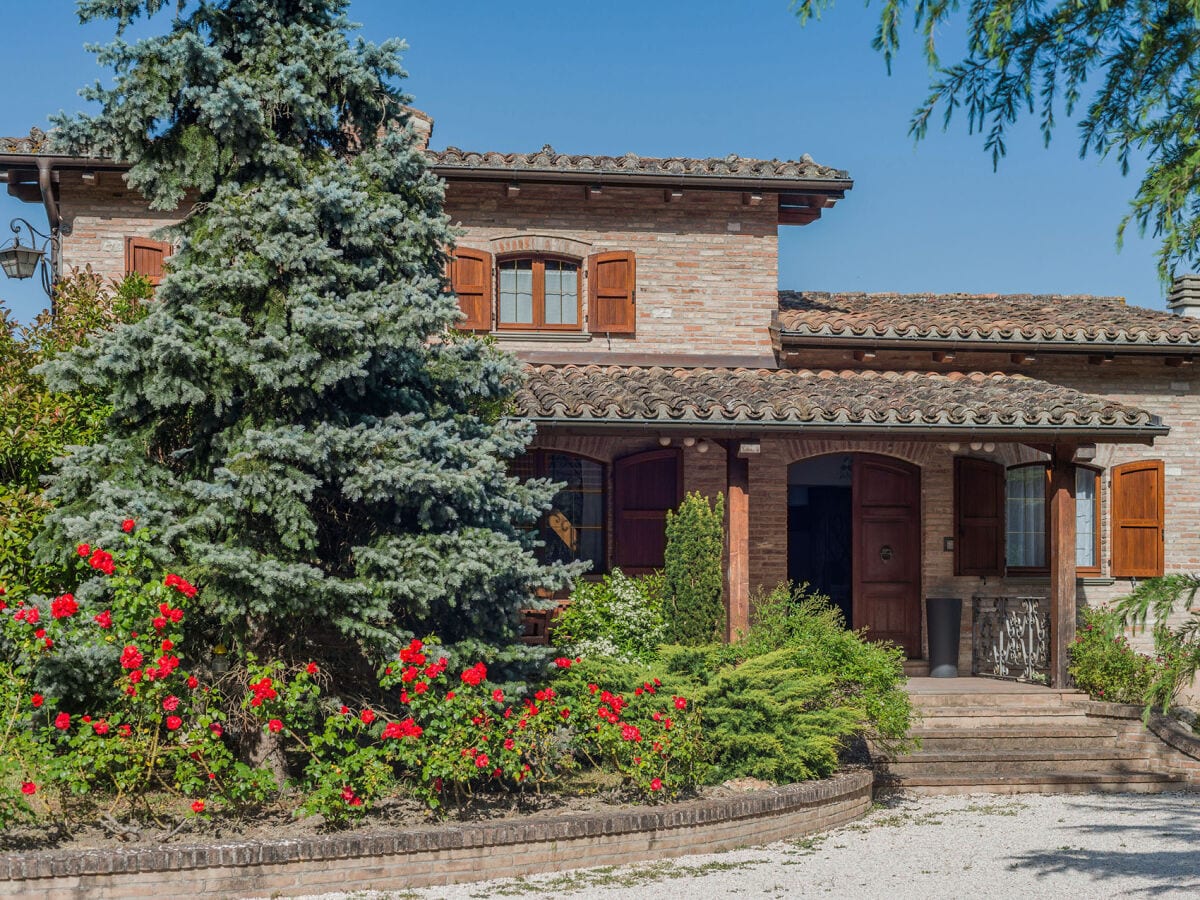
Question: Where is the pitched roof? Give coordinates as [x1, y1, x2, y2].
[775, 291, 1200, 350]
[0, 129, 851, 189]
[516, 365, 1165, 439]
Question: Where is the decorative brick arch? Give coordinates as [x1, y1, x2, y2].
[487, 233, 593, 259]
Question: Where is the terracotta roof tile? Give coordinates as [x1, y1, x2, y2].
[775, 291, 1200, 348]
[516, 365, 1163, 436]
[0, 128, 50, 154]
[428, 144, 849, 182]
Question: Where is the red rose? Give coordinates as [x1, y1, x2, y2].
[620, 723, 642, 742]
[76, 543, 90, 557]
[267, 719, 283, 733]
[360, 709, 375, 725]
[94, 610, 112, 628]
[555, 657, 572, 668]
[460, 662, 487, 686]
[650, 778, 663, 792]
[474, 753, 490, 768]
[30, 694, 43, 708]
[21, 782, 36, 795]
[306, 662, 318, 675]
[50, 594, 78, 619]
[162, 639, 174, 651]
[121, 519, 136, 533]
[191, 799, 205, 813]
[560, 708, 571, 719]
[54, 712, 70, 730]
[165, 715, 183, 731]
[504, 738, 515, 750]
[674, 696, 688, 710]
[187, 675, 199, 689]
[209, 722, 223, 737]
[93, 720, 110, 735]
[152, 616, 167, 631]
[492, 689, 505, 703]
[162, 695, 180, 712]
[118, 724, 132, 738]
[120, 646, 144, 669]
[24, 607, 39, 625]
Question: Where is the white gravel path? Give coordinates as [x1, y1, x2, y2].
[280, 791, 1200, 899]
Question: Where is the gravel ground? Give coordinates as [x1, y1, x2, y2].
[277, 791, 1200, 900]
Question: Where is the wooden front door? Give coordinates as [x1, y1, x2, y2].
[852, 455, 921, 657]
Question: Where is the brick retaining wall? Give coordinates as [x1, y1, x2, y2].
[1082, 700, 1200, 782]
[0, 769, 873, 899]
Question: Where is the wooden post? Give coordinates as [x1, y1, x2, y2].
[1048, 446, 1078, 688]
[724, 444, 751, 642]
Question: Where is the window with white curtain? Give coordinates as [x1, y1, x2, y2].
[1006, 464, 1046, 569]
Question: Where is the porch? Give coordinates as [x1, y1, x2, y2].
[515, 364, 1169, 688]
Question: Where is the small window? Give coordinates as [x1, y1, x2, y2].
[1006, 464, 1047, 570]
[497, 255, 581, 331]
[512, 450, 605, 572]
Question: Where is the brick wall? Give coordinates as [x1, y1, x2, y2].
[0, 771, 873, 898]
[445, 182, 779, 358]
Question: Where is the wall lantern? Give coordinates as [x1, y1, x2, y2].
[0, 218, 57, 298]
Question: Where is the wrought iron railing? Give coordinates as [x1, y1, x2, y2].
[972, 596, 1050, 684]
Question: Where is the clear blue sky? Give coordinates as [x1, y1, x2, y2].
[0, 0, 1166, 323]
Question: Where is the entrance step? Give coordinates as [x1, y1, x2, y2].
[902, 660, 930, 677]
[887, 676, 1198, 796]
[892, 771, 1188, 796]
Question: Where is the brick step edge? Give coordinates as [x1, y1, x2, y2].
[892, 771, 1187, 787]
[892, 748, 1145, 764]
[0, 770, 874, 892]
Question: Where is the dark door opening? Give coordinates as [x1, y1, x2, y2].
[787, 455, 853, 626]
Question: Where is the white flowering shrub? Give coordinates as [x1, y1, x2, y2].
[554, 570, 668, 662]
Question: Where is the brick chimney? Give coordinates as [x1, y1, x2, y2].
[1168, 274, 1200, 317]
[404, 108, 434, 150]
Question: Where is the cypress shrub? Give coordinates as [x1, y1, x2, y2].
[664, 491, 724, 644]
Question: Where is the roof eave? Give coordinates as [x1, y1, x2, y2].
[774, 331, 1200, 356]
[432, 165, 854, 195]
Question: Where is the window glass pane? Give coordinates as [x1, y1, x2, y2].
[1006, 465, 1046, 568]
[498, 259, 533, 325]
[539, 454, 604, 573]
[1076, 468, 1098, 568]
[560, 263, 577, 324]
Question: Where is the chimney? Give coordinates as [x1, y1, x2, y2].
[1168, 274, 1200, 317]
[404, 107, 434, 150]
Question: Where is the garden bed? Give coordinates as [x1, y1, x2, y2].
[0, 770, 874, 898]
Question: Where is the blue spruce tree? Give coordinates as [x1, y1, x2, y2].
[39, 0, 564, 664]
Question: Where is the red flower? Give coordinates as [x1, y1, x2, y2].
[94, 610, 112, 628]
[650, 778, 663, 792]
[191, 799, 205, 813]
[152, 616, 168, 631]
[88, 549, 115, 576]
[414, 682, 428, 695]
[306, 662, 318, 675]
[163, 574, 197, 598]
[360, 709, 376, 725]
[34, 628, 45, 639]
[340, 786, 357, 803]
[54, 712, 70, 730]
[504, 738, 515, 750]
[554, 657, 572, 668]
[23, 607, 39, 625]
[20, 782, 36, 795]
[76, 543, 90, 557]
[161, 639, 174, 651]
[121, 519, 136, 533]
[401, 666, 419, 683]
[339, 705, 349, 714]
[162, 695, 180, 712]
[445, 691, 455, 701]
[492, 689, 505, 703]
[187, 675, 199, 689]
[399, 638, 426, 665]
[560, 708, 571, 719]
[588, 683, 599, 694]
[460, 662, 487, 686]
[210, 722, 223, 737]
[673, 696, 688, 710]
[267, 719, 283, 733]
[620, 723, 642, 742]
[474, 753, 490, 768]
[50, 594, 78, 619]
[93, 720, 110, 735]
[30, 694, 43, 708]
[120, 646, 144, 669]
[118, 724, 132, 738]
[166, 715, 183, 731]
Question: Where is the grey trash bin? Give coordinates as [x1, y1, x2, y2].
[926, 597, 962, 678]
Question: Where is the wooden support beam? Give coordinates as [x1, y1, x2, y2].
[724, 446, 751, 642]
[1048, 446, 1078, 688]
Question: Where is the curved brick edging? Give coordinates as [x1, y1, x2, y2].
[1148, 714, 1200, 760]
[1080, 699, 1200, 786]
[1, 769, 873, 899]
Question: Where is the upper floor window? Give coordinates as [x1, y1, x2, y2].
[448, 247, 636, 336]
[498, 256, 581, 330]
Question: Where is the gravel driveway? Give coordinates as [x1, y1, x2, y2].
[284, 791, 1200, 899]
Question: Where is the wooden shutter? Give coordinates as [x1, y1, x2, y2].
[449, 247, 493, 331]
[587, 251, 636, 335]
[613, 448, 681, 573]
[1111, 460, 1165, 577]
[124, 237, 172, 286]
[954, 457, 1005, 576]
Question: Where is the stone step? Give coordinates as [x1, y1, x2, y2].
[907, 690, 1088, 709]
[910, 725, 1121, 752]
[889, 770, 1189, 796]
[902, 660, 931, 677]
[912, 706, 1091, 728]
[887, 747, 1144, 776]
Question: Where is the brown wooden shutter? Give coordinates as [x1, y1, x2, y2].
[449, 247, 493, 331]
[613, 448, 681, 573]
[587, 251, 636, 335]
[124, 237, 172, 286]
[1111, 460, 1165, 577]
[954, 457, 1005, 576]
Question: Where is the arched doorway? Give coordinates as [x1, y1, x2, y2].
[787, 453, 921, 657]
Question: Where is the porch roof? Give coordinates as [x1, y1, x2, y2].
[774, 291, 1200, 352]
[516, 365, 1167, 441]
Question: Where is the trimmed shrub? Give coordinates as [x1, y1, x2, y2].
[664, 491, 724, 644]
